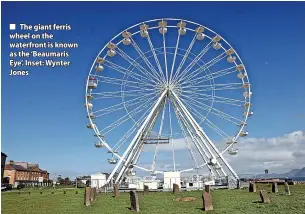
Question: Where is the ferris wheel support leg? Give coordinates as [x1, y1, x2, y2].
[106, 90, 168, 185]
[174, 104, 220, 177]
[171, 91, 238, 180]
[116, 101, 163, 184]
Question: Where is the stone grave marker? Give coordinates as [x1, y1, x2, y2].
[173, 183, 180, 194]
[259, 190, 270, 203]
[90, 188, 94, 201]
[130, 190, 140, 212]
[114, 184, 120, 197]
[284, 182, 291, 195]
[205, 185, 211, 193]
[202, 191, 213, 211]
[272, 182, 278, 193]
[93, 187, 97, 201]
[144, 185, 149, 194]
[249, 182, 256, 192]
[84, 187, 91, 206]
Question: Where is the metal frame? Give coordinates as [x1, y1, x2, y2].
[85, 18, 252, 184]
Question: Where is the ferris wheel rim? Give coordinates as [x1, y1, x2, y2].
[85, 18, 252, 174]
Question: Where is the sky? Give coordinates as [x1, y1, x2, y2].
[1, 2, 305, 179]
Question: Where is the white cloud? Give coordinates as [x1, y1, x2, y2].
[225, 130, 305, 174]
[140, 130, 305, 176]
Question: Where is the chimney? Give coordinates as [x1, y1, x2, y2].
[8, 160, 14, 165]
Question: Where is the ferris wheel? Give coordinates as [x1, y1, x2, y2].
[85, 18, 253, 184]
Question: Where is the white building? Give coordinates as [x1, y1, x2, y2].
[163, 171, 181, 189]
[91, 173, 107, 189]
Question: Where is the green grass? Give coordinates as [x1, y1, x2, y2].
[2, 184, 305, 214]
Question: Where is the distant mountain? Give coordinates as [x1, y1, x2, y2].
[255, 167, 305, 178]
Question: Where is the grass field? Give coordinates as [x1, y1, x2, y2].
[2, 184, 305, 214]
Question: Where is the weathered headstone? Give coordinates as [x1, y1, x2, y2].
[84, 187, 91, 206]
[130, 190, 140, 212]
[205, 185, 211, 193]
[272, 182, 278, 193]
[249, 182, 256, 192]
[202, 191, 213, 211]
[284, 182, 291, 195]
[93, 187, 97, 201]
[259, 190, 271, 203]
[114, 184, 120, 197]
[144, 185, 149, 194]
[173, 183, 179, 194]
[90, 188, 94, 201]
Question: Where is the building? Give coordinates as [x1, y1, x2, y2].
[4, 160, 49, 187]
[91, 173, 107, 189]
[163, 171, 181, 189]
[1, 152, 7, 182]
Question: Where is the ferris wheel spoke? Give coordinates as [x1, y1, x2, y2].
[175, 41, 213, 83]
[91, 89, 156, 99]
[104, 60, 155, 84]
[178, 51, 228, 84]
[180, 65, 237, 87]
[161, 30, 169, 83]
[101, 95, 158, 134]
[92, 93, 156, 115]
[172, 32, 198, 82]
[182, 83, 244, 92]
[129, 37, 165, 83]
[184, 103, 231, 141]
[169, 28, 181, 83]
[93, 75, 156, 90]
[146, 34, 167, 83]
[94, 98, 151, 118]
[113, 104, 153, 151]
[181, 92, 244, 107]
[115, 48, 161, 84]
[179, 95, 243, 125]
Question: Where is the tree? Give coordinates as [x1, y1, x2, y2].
[64, 177, 71, 185]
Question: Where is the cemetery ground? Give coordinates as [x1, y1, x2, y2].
[2, 184, 305, 214]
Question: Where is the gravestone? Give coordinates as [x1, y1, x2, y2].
[284, 182, 291, 195]
[173, 183, 179, 194]
[84, 187, 91, 206]
[144, 185, 149, 194]
[249, 182, 256, 192]
[130, 190, 140, 212]
[205, 185, 211, 193]
[259, 190, 270, 203]
[202, 191, 213, 211]
[93, 187, 97, 201]
[114, 184, 120, 197]
[90, 188, 94, 201]
[272, 182, 278, 193]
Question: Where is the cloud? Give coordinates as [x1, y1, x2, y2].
[225, 130, 305, 174]
[140, 130, 305, 176]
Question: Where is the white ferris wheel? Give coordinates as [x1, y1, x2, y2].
[85, 18, 253, 184]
